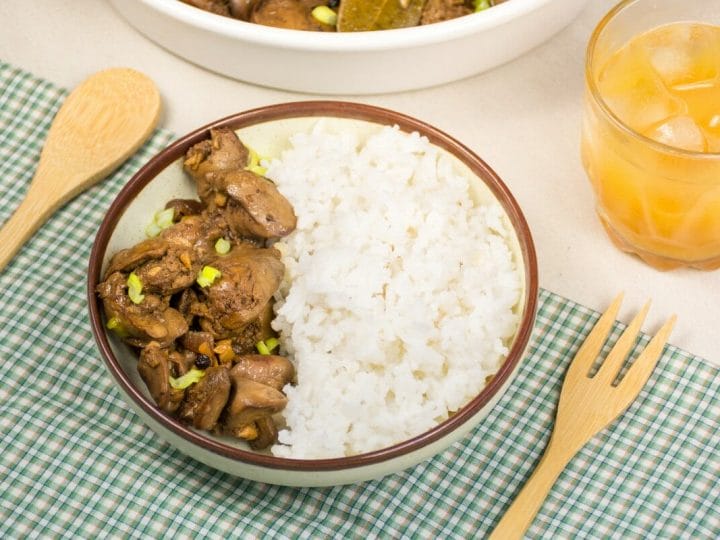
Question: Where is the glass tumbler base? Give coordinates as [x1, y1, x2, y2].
[597, 212, 720, 271]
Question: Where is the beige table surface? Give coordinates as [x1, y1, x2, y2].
[1, 0, 718, 366]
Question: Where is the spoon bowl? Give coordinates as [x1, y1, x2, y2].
[0, 67, 161, 272]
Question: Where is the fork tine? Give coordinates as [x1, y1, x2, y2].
[595, 300, 651, 383]
[616, 315, 676, 392]
[565, 293, 624, 379]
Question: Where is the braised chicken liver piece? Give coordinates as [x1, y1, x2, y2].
[165, 198, 205, 220]
[193, 245, 284, 339]
[178, 366, 231, 430]
[230, 300, 275, 354]
[420, 0, 473, 25]
[250, 416, 279, 450]
[184, 127, 250, 201]
[250, 0, 334, 31]
[183, 128, 296, 239]
[97, 272, 188, 347]
[230, 355, 295, 391]
[221, 169, 297, 239]
[224, 375, 288, 430]
[138, 342, 186, 413]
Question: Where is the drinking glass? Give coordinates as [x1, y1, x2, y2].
[581, 0, 720, 270]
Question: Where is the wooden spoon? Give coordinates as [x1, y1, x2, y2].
[0, 67, 161, 272]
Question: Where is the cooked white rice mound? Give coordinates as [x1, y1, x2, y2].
[266, 124, 522, 459]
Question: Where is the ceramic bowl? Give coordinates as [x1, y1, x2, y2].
[108, 0, 589, 94]
[87, 102, 538, 486]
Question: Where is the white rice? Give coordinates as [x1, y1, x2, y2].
[265, 123, 522, 459]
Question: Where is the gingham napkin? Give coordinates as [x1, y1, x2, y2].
[0, 63, 718, 539]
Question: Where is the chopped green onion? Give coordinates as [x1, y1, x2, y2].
[264, 337, 279, 353]
[248, 164, 267, 175]
[256, 338, 279, 355]
[169, 368, 205, 390]
[127, 272, 142, 291]
[256, 340, 270, 355]
[311, 5, 337, 26]
[245, 147, 267, 176]
[214, 237, 231, 255]
[145, 222, 162, 238]
[155, 208, 175, 229]
[106, 317, 129, 337]
[474, 0, 491, 11]
[106, 317, 121, 329]
[127, 272, 145, 304]
[145, 208, 175, 237]
[196, 265, 222, 288]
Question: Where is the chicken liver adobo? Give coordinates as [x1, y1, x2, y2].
[98, 128, 296, 450]
[181, 0, 508, 32]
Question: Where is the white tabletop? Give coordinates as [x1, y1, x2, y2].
[2, 0, 718, 366]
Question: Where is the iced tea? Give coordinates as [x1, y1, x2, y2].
[582, 18, 720, 269]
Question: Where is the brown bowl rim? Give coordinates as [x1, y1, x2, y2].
[87, 100, 538, 472]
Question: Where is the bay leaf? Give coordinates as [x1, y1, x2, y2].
[337, 0, 427, 32]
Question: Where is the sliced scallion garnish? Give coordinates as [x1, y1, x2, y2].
[196, 265, 222, 288]
[169, 368, 205, 390]
[105, 316, 129, 337]
[155, 208, 175, 229]
[256, 340, 270, 355]
[264, 337, 279, 353]
[145, 222, 162, 238]
[214, 237, 231, 255]
[245, 147, 267, 176]
[106, 316, 122, 330]
[127, 272, 145, 304]
[145, 208, 176, 237]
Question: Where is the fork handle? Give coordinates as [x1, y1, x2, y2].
[488, 438, 575, 540]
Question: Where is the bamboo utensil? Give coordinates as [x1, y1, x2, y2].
[0, 67, 161, 272]
[489, 294, 676, 540]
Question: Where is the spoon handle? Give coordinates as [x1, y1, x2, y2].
[0, 173, 66, 272]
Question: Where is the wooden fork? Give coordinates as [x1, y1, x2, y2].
[488, 294, 676, 540]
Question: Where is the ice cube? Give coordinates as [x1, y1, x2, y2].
[645, 115, 707, 152]
[646, 24, 720, 88]
[601, 74, 684, 132]
[598, 40, 685, 131]
[649, 46, 693, 87]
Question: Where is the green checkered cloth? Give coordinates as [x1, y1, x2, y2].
[1, 62, 718, 539]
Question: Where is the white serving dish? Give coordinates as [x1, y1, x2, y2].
[108, 0, 590, 94]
